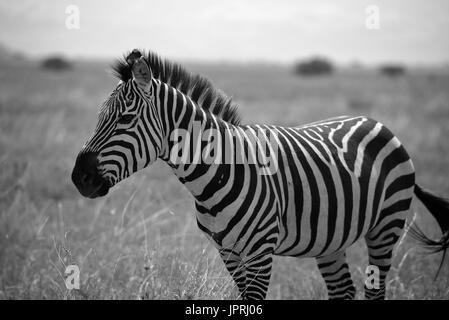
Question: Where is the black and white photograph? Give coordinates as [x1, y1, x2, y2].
[0, 0, 448, 306]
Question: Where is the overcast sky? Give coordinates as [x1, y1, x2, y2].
[0, 0, 448, 65]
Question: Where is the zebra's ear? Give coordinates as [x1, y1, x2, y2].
[126, 49, 152, 91]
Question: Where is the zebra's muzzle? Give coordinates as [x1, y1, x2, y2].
[71, 151, 110, 199]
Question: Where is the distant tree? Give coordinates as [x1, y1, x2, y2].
[379, 64, 406, 77]
[41, 56, 73, 71]
[294, 57, 334, 76]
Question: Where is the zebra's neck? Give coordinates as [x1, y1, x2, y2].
[153, 79, 240, 192]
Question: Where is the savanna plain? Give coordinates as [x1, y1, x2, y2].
[1, 57, 448, 299]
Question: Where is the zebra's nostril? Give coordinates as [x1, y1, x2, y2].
[80, 173, 89, 185]
[86, 175, 95, 185]
[79, 172, 96, 186]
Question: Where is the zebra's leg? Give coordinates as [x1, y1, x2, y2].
[364, 208, 408, 300]
[219, 250, 247, 299]
[244, 254, 274, 300]
[316, 251, 356, 300]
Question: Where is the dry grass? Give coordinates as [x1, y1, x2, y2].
[0, 60, 449, 299]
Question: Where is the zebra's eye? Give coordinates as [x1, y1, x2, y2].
[117, 114, 135, 125]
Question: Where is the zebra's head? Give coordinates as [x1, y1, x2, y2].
[72, 49, 162, 198]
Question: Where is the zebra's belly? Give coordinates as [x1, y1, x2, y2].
[273, 171, 374, 258]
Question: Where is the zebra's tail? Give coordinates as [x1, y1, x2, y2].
[410, 184, 449, 278]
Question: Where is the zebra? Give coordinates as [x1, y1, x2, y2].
[72, 49, 449, 300]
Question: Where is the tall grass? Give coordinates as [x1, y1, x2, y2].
[0, 61, 448, 299]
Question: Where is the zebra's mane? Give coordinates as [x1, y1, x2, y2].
[111, 50, 241, 125]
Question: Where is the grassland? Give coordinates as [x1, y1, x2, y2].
[0, 59, 448, 299]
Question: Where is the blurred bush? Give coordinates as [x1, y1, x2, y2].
[379, 64, 406, 77]
[294, 57, 334, 76]
[41, 55, 73, 71]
